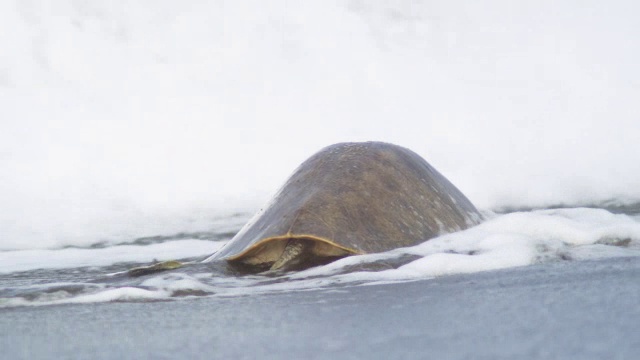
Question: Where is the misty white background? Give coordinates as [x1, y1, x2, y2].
[1, 0, 639, 250]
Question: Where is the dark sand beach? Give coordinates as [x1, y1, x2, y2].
[2, 256, 639, 360]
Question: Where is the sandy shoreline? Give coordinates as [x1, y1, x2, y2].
[2, 256, 639, 359]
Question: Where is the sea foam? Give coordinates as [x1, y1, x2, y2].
[0, 240, 223, 274]
[2, 208, 639, 308]
[2, 1, 640, 251]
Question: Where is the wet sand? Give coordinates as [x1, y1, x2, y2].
[2, 256, 639, 360]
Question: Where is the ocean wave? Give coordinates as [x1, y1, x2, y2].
[2, 207, 639, 308]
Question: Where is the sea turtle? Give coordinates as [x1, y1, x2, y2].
[203, 141, 482, 272]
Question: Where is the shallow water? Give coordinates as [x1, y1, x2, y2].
[2, 204, 639, 308]
[3, 256, 639, 360]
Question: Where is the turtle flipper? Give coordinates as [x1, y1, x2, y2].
[270, 239, 310, 271]
[128, 260, 184, 277]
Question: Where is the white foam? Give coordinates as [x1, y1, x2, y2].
[0, 240, 224, 274]
[63, 287, 169, 304]
[141, 273, 217, 294]
[230, 208, 640, 291]
[2, 1, 640, 250]
[163, 208, 640, 299]
[391, 210, 637, 278]
[3, 208, 640, 308]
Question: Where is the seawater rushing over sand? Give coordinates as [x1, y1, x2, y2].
[2, 205, 639, 308]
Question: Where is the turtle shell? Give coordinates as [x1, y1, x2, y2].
[205, 142, 482, 270]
